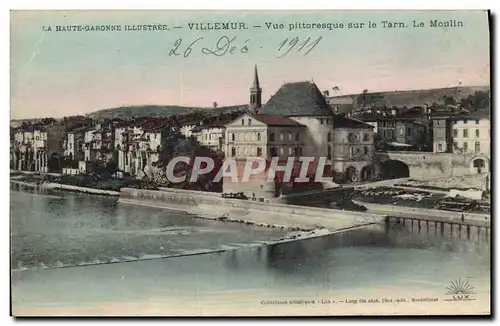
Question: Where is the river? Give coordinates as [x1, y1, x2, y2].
[10, 185, 491, 316]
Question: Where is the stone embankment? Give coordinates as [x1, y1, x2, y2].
[118, 187, 385, 232]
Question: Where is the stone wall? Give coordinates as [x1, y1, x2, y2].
[118, 187, 385, 230]
[376, 151, 480, 179]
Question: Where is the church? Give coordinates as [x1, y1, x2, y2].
[222, 66, 376, 200]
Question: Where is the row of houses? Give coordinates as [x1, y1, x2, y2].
[10, 66, 490, 199]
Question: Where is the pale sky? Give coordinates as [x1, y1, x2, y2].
[10, 10, 490, 119]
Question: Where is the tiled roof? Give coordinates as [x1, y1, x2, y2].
[250, 114, 305, 127]
[354, 113, 421, 121]
[429, 110, 468, 119]
[333, 114, 375, 129]
[450, 108, 490, 120]
[260, 81, 332, 116]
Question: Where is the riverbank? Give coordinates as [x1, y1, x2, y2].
[10, 179, 120, 196]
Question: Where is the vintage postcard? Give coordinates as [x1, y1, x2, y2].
[10, 10, 491, 316]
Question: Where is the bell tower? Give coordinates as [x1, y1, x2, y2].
[249, 65, 262, 112]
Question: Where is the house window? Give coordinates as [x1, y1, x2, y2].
[463, 129, 468, 138]
[475, 142, 480, 153]
[463, 142, 468, 151]
[294, 147, 302, 156]
[288, 147, 293, 155]
[475, 119, 480, 124]
[453, 129, 458, 137]
[438, 143, 443, 151]
[248, 119, 252, 126]
[320, 119, 324, 125]
[399, 127, 404, 136]
[270, 147, 278, 156]
[280, 133, 284, 141]
[327, 146, 332, 160]
[408, 127, 412, 135]
[125, 154, 128, 165]
[231, 133, 235, 141]
[257, 147, 262, 156]
[364, 147, 369, 155]
[269, 133, 275, 141]
[363, 133, 369, 141]
[241, 119, 245, 125]
[288, 133, 292, 141]
[231, 147, 236, 157]
[244, 147, 248, 156]
[295, 133, 300, 141]
[279, 147, 284, 155]
[327, 132, 331, 142]
[257, 133, 261, 141]
[476, 129, 480, 137]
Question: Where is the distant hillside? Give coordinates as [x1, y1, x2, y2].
[329, 86, 490, 109]
[87, 105, 248, 120]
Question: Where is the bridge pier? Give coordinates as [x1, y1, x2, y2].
[385, 216, 489, 242]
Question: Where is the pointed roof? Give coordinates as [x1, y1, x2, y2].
[260, 81, 332, 116]
[252, 65, 261, 90]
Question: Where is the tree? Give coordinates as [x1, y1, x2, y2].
[105, 159, 119, 175]
[155, 135, 224, 192]
[460, 90, 490, 111]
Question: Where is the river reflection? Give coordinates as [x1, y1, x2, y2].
[10, 186, 288, 270]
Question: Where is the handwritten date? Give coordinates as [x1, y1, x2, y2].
[168, 36, 322, 58]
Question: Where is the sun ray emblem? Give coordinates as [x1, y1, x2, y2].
[445, 278, 475, 300]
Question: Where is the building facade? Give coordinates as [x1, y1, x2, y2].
[331, 115, 375, 182]
[451, 114, 490, 156]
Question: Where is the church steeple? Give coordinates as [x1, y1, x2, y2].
[249, 65, 262, 112]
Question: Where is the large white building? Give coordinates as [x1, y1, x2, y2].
[452, 112, 490, 156]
